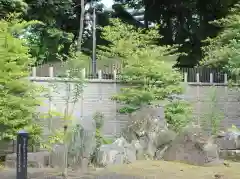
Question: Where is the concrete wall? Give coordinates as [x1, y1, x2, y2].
[184, 85, 240, 129]
[34, 79, 240, 138]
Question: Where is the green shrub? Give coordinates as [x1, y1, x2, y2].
[0, 17, 42, 142]
[90, 112, 113, 166]
[165, 100, 193, 132]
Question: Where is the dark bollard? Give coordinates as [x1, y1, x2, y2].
[16, 130, 28, 179]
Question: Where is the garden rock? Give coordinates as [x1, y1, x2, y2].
[5, 151, 50, 168]
[97, 138, 136, 166]
[155, 145, 169, 160]
[113, 137, 136, 163]
[219, 149, 240, 161]
[97, 144, 125, 166]
[122, 106, 176, 159]
[131, 140, 145, 160]
[49, 144, 65, 168]
[163, 125, 222, 166]
[216, 131, 240, 150]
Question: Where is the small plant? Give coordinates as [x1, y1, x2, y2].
[90, 112, 113, 166]
[200, 87, 224, 135]
[165, 100, 193, 132]
[227, 124, 240, 132]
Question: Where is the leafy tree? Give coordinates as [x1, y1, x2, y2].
[0, 0, 106, 64]
[201, 2, 240, 76]
[98, 18, 178, 65]
[21, 0, 106, 64]
[99, 19, 183, 114]
[115, 0, 239, 66]
[0, 0, 28, 18]
[0, 16, 42, 143]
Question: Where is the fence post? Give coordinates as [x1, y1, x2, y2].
[16, 130, 28, 179]
[224, 74, 228, 84]
[210, 73, 213, 83]
[49, 67, 54, 78]
[196, 73, 200, 83]
[32, 67, 36, 77]
[184, 72, 188, 83]
[98, 70, 102, 79]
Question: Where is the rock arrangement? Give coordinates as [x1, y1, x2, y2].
[216, 131, 240, 161]
[95, 107, 240, 167]
[162, 125, 222, 166]
[96, 126, 240, 167]
[4, 106, 240, 170]
[96, 124, 222, 166]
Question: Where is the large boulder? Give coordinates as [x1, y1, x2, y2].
[163, 125, 222, 166]
[113, 137, 136, 163]
[216, 131, 240, 150]
[97, 144, 124, 166]
[97, 137, 136, 167]
[122, 106, 176, 159]
[216, 130, 240, 161]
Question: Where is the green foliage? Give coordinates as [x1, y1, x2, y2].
[57, 51, 90, 77]
[115, 0, 239, 66]
[99, 19, 183, 114]
[228, 124, 240, 132]
[41, 52, 87, 149]
[24, 26, 74, 64]
[202, 2, 240, 75]
[112, 58, 183, 114]
[0, 17, 42, 142]
[91, 112, 113, 165]
[0, 0, 28, 18]
[2, 0, 238, 66]
[98, 18, 178, 66]
[165, 100, 193, 132]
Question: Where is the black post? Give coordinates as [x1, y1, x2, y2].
[16, 130, 28, 179]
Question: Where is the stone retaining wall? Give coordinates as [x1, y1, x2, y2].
[34, 80, 240, 138]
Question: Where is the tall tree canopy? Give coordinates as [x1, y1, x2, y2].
[1, 0, 240, 67]
[0, 0, 106, 64]
[115, 0, 239, 67]
[201, 2, 240, 75]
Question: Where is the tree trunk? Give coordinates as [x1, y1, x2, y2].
[77, 0, 85, 51]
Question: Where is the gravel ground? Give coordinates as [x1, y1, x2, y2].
[1, 160, 240, 179]
[0, 168, 143, 179]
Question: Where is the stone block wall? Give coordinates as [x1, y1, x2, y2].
[34, 80, 240, 138]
